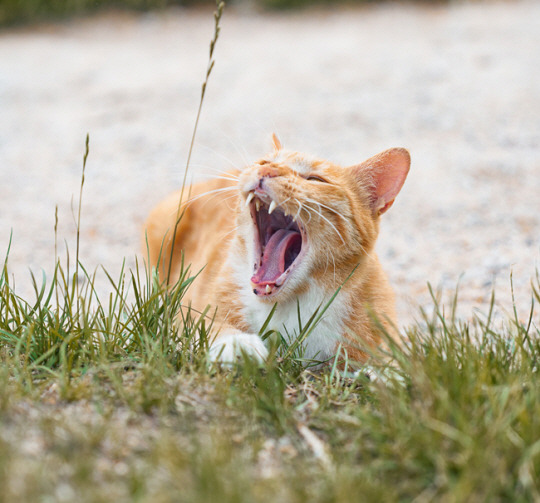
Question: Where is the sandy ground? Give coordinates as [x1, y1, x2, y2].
[1, 1, 539, 329]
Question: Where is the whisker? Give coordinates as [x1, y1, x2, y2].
[207, 171, 240, 180]
[295, 198, 313, 224]
[208, 176, 240, 183]
[219, 224, 242, 242]
[279, 196, 292, 207]
[192, 166, 240, 181]
[217, 227, 236, 242]
[303, 197, 372, 255]
[197, 190, 239, 214]
[323, 249, 330, 276]
[220, 193, 240, 211]
[188, 168, 239, 184]
[188, 163, 237, 174]
[293, 199, 303, 222]
[304, 202, 346, 246]
[168, 186, 237, 216]
[187, 186, 237, 203]
[195, 143, 244, 171]
[323, 249, 337, 286]
[305, 197, 346, 222]
[218, 129, 252, 167]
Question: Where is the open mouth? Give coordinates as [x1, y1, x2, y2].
[249, 196, 305, 297]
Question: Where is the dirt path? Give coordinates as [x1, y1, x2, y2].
[1, 1, 539, 328]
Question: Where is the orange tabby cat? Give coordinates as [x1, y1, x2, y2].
[144, 135, 410, 365]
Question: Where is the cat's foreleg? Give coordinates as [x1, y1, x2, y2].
[208, 328, 268, 364]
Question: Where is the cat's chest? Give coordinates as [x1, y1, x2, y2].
[240, 288, 349, 362]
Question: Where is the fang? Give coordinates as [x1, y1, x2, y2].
[268, 200, 277, 214]
[265, 285, 272, 294]
[245, 192, 254, 207]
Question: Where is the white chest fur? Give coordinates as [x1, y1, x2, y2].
[239, 284, 349, 362]
[225, 237, 350, 364]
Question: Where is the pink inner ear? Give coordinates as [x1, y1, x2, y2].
[354, 148, 410, 216]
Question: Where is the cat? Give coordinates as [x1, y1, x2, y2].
[144, 135, 410, 365]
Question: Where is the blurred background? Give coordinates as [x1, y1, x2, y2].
[0, 0, 539, 327]
[0, 0, 350, 27]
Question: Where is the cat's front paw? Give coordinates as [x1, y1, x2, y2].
[208, 331, 268, 365]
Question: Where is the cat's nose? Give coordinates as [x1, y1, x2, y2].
[258, 164, 281, 179]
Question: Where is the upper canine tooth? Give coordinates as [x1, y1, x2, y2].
[268, 200, 277, 214]
[245, 192, 254, 207]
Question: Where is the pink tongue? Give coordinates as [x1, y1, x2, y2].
[252, 229, 301, 285]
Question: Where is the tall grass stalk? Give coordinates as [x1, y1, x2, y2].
[75, 133, 89, 313]
[166, 0, 225, 284]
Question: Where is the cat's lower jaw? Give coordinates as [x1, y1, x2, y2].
[208, 330, 268, 364]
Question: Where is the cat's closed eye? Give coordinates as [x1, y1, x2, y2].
[306, 175, 328, 183]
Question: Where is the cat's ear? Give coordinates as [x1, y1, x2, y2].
[351, 148, 410, 216]
[271, 133, 282, 151]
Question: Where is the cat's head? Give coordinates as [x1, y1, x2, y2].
[235, 135, 410, 301]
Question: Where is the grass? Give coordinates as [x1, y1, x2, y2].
[2, 1, 539, 501]
[1, 141, 539, 500]
[1, 164, 540, 502]
[2, 152, 539, 503]
[1, 251, 539, 501]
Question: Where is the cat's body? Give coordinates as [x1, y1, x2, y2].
[145, 137, 410, 364]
